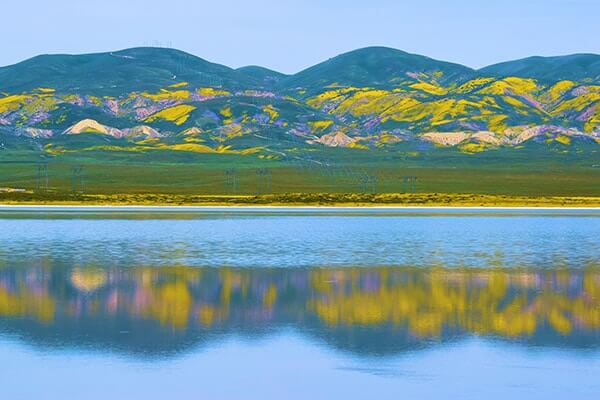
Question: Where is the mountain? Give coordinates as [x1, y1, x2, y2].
[479, 54, 600, 83]
[0, 46, 598, 161]
[282, 47, 475, 92]
[0, 47, 257, 95]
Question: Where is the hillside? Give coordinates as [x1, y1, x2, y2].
[479, 54, 600, 83]
[0, 47, 258, 95]
[282, 47, 475, 93]
[0, 46, 598, 165]
[237, 65, 289, 88]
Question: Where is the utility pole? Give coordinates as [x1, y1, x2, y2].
[400, 176, 417, 193]
[71, 165, 85, 194]
[257, 168, 271, 195]
[361, 173, 377, 194]
[224, 168, 238, 194]
[36, 163, 48, 193]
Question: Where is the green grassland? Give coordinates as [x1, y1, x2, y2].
[1, 144, 599, 206]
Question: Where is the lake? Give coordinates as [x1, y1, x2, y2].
[1, 207, 600, 399]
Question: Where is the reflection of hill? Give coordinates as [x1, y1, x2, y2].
[0, 265, 599, 358]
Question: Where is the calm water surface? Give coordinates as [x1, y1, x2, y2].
[1, 207, 599, 399]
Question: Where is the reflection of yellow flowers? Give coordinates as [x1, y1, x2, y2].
[0, 287, 55, 322]
[70, 268, 107, 292]
[548, 310, 572, 335]
[263, 284, 277, 308]
[491, 312, 536, 337]
[2, 266, 600, 340]
[151, 282, 192, 329]
[199, 305, 216, 327]
[308, 267, 600, 339]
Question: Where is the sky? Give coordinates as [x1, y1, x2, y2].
[2, 0, 599, 73]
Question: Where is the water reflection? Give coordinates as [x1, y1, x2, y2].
[1, 264, 599, 357]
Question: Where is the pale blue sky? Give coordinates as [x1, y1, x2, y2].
[2, 0, 599, 73]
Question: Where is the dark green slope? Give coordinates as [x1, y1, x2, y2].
[0, 47, 257, 95]
[281, 47, 475, 92]
[236, 65, 289, 89]
[479, 54, 600, 83]
[4, 47, 599, 96]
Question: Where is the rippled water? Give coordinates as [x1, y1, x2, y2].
[1, 207, 599, 399]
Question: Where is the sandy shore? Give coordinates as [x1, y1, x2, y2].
[1, 204, 600, 214]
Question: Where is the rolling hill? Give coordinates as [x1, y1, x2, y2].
[237, 65, 289, 88]
[479, 54, 600, 83]
[0, 46, 598, 164]
[282, 47, 475, 93]
[0, 47, 259, 95]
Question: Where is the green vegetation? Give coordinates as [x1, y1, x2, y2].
[1, 147, 599, 206]
[3, 192, 599, 207]
[1, 46, 599, 205]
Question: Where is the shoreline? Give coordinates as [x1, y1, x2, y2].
[2, 204, 600, 213]
[2, 203, 600, 209]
